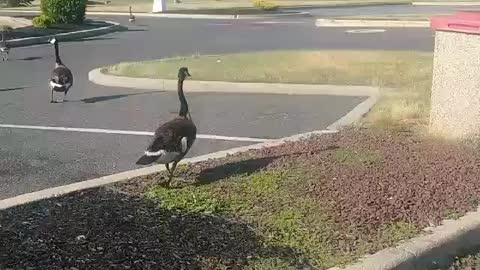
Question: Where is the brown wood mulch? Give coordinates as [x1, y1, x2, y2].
[2, 128, 480, 269]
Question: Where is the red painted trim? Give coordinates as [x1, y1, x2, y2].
[431, 10, 480, 34]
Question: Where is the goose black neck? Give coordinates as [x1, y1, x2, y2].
[177, 79, 188, 117]
[54, 42, 63, 65]
[177, 78, 189, 117]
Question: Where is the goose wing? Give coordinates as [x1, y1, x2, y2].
[147, 118, 196, 153]
[136, 118, 196, 165]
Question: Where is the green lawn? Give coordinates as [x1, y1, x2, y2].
[103, 50, 434, 131]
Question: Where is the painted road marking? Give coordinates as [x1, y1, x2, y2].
[345, 29, 387, 34]
[207, 23, 233, 26]
[207, 21, 306, 26]
[254, 21, 306, 24]
[0, 124, 272, 143]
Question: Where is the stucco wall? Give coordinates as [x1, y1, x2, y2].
[429, 30, 480, 141]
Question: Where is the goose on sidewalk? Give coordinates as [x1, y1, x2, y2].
[136, 67, 197, 187]
[49, 37, 73, 103]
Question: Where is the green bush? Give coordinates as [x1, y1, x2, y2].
[32, 15, 53, 28]
[2, 0, 34, 7]
[40, 0, 87, 24]
[0, 25, 13, 32]
[252, 0, 279, 11]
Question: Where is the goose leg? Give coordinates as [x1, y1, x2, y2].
[164, 163, 174, 187]
[50, 89, 55, 103]
[165, 161, 180, 187]
[165, 163, 171, 174]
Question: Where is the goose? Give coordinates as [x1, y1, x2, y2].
[129, 6, 135, 22]
[136, 67, 197, 187]
[0, 31, 9, 61]
[49, 37, 73, 103]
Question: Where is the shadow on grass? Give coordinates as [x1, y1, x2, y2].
[0, 188, 298, 269]
[195, 156, 278, 185]
[194, 145, 339, 186]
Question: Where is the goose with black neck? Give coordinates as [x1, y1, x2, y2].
[49, 37, 74, 103]
[136, 67, 197, 188]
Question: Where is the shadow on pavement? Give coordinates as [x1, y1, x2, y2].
[17, 56, 44, 61]
[77, 91, 165, 104]
[0, 188, 298, 269]
[0, 87, 26, 92]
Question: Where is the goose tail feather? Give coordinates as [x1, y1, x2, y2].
[136, 155, 158, 165]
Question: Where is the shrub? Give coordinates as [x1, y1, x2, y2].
[0, 25, 13, 32]
[32, 15, 53, 28]
[252, 0, 279, 11]
[40, 0, 87, 24]
[2, 0, 34, 7]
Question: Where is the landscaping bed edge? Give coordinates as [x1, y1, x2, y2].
[6, 20, 123, 48]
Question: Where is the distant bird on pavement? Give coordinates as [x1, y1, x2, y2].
[129, 6, 136, 22]
[136, 67, 197, 187]
[49, 37, 73, 103]
[1, 31, 10, 61]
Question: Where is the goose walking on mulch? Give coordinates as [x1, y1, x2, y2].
[136, 67, 197, 187]
[49, 37, 73, 103]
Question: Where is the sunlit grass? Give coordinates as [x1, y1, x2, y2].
[103, 50, 434, 130]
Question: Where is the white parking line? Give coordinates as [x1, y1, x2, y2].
[345, 29, 387, 34]
[0, 124, 272, 143]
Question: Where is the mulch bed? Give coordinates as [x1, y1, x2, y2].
[0, 188, 294, 270]
[2, 127, 480, 269]
[119, 127, 480, 231]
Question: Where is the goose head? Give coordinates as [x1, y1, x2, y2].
[178, 67, 191, 80]
[49, 37, 58, 45]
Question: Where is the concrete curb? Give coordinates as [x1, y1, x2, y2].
[0, 9, 311, 19]
[412, 1, 480, 5]
[6, 20, 123, 48]
[88, 67, 380, 97]
[315, 18, 430, 28]
[328, 209, 480, 270]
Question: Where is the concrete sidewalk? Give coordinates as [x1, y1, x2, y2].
[0, 9, 311, 19]
[88, 67, 381, 97]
